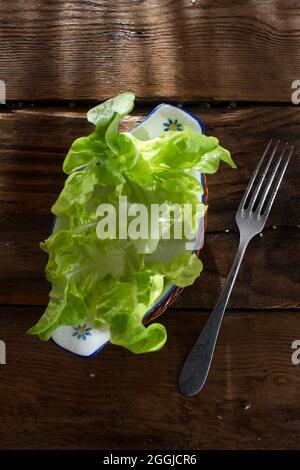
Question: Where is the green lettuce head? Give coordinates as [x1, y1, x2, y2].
[29, 93, 235, 353]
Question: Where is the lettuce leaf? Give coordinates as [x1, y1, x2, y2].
[63, 92, 135, 173]
[29, 93, 235, 354]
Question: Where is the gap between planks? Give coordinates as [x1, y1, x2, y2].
[0, 100, 299, 113]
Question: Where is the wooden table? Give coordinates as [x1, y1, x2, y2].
[0, 0, 299, 450]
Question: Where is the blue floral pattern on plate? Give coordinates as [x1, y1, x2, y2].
[72, 324, 92, 340]
[163, 118, 183, 132]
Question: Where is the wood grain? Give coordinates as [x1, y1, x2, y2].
[0, 306, 300, 450]
[0, 106, 299, 308]
[177, 227, 300, 310]
[0, 0, 300, 101]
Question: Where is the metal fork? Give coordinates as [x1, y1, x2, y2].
[179, 140, 294, 397]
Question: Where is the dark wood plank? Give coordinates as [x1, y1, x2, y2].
[195, 106, 300, 230]
[0, 107, 299, 308]
[1, 227, 299, 309]
[0, 0, 300, 101]
[1, 306, 300, 449]
[1, 106, 299, 231]
[177, 227, 300, 310]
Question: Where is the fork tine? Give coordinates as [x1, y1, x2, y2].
[237, 139, 273, 212]
[259, 145, 293, 218]
[257, 143, 291, 215]
[247, 140, 279, 211]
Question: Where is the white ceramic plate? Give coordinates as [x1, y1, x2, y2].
[51, 104, 205, 357]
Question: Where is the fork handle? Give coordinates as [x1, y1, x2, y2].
[178, 237, 249, 396]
